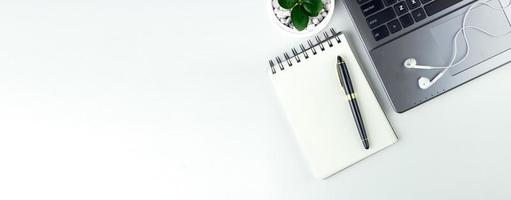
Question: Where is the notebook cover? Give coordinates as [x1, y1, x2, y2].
[269, 34, 398, 179]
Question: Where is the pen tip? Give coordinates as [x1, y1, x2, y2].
[363, 141, 370, 150]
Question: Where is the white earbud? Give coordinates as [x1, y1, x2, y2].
[418, 70, 448, 89]
[403, 58, 447, 70]
[404, 58, 449, 90]
[418, 77, 432, 89]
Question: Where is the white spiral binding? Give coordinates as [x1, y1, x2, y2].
[269, 28, 343, 74]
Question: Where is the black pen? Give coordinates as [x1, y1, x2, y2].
[336, 56, 370, 150]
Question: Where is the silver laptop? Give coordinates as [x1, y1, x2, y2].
[344, 0, 511, 112]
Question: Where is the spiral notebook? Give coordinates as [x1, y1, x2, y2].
[269, 28, 397, 179]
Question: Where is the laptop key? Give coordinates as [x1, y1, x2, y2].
[387, 19, 402, 33]
[366, 7, 397, 29]
[411, 7, 427, 22]
[420, 0, 433, 4]
[383, 0, 397, 6]
[424, 0, 462, 16]
[372, 25, 390, 41]
[358, 0, 371, 4]
[394, 1, 409, 16]
[361, 0, 385, 16]
[405, 0, 421, 10]
[399, 13, 414, 28]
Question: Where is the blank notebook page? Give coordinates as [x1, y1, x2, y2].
[270, 34, 397, 179]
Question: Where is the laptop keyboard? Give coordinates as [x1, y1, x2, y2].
[358, 0, 463, 41]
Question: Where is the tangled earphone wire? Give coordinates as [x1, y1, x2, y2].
[404, 0, 511, 89]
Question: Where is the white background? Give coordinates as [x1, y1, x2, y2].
[1, 0, 511, 199]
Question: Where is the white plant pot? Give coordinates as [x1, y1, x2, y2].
[268, 0, 335, 38]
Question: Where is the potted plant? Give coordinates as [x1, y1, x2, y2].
[269, 0, 334, 37]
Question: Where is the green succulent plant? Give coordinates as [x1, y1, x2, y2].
[278, 0, 324, 31]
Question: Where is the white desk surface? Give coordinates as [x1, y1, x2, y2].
[1, 1, 511, 199]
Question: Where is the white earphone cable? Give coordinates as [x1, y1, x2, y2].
[439, 0, 511, 71]
[408, 0, 511, 89]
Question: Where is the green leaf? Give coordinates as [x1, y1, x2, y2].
[291, 5, 309, 31]
[278, 0, 298, 9]
[303, 0, 323, 16]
